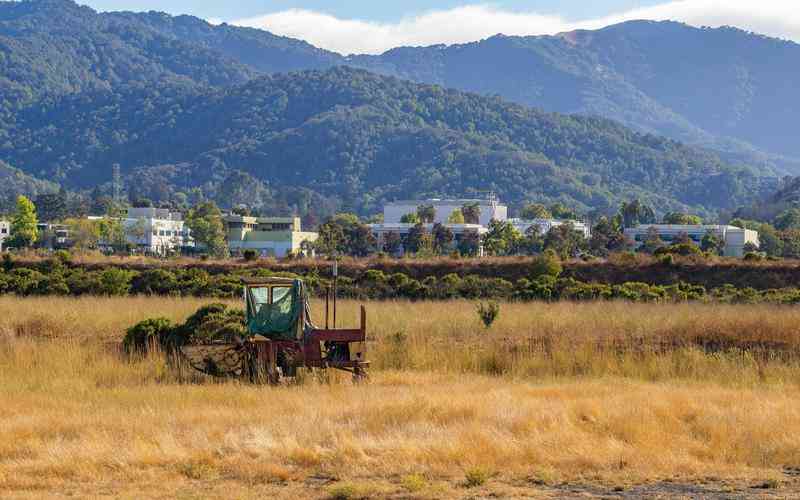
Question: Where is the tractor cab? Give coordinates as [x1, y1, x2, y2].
[244, 277, 309, 341]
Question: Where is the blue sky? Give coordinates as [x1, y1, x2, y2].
[82, 1, 665, 23]
[78, 1, 800, 55]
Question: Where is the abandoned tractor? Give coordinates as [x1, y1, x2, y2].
[180, 277, 368, 384]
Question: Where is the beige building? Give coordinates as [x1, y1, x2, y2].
[224, 216, 318, 258]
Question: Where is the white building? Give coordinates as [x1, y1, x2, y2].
[509, 218, 591, 239]
[90, 207, 192, 255]
[224, 216, 318, 258]
[0, 220, 9, 251]
[624, 224, 760, 258]
[383, 197, 508, 227]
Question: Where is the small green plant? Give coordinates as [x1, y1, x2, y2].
[327, 482, 375, 500]
[464, 467, 489, 488]
[476, 301, 500, 329]
[401, 473, 427, 492]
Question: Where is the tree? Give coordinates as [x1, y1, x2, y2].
[65, 218, 101, 251]
[641, 227, 665, 254]
[458, 231, 481, 257]
[316, 214, 375, 257]
[662, 212, 702, 225]
[521, 225, 544, 255]
[530, 249, 563, 278]
[549, 203, 580, 220]
[543, 222, 586, 259]
[520, 203, 552, 220]
[673, 231, 693, 245]
[382, 231, 403, 255]
[482, 220, 523, 256]
[774, 208, 800, 231]
[35, 187, 68, 222]
[186, 201, 228, 258]
[417, 204, 436, 224]
[431, 223, 454, 254]
[404, 223, 428, 254]
[462, 203, 481, 225]
[316, 220, 346, 256]
[447, 209, 465, 224]
[10, 195, 38, 249]
[400, 213, 421, 224]
[589, 216, 628, 256]
[619, 200, 656, 228]
[701, 230, 725, 255]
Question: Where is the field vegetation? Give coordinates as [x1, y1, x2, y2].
[3, 297, 800, 498]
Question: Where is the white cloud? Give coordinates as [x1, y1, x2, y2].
[231, 1, 800, 55]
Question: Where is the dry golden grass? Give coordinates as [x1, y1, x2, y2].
[3, 296, 800, 498]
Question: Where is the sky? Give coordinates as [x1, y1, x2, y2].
[80, 1, 800, 55]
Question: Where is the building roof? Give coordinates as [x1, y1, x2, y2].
[625, 224, 749, 232]
[385, 198, 503, 206]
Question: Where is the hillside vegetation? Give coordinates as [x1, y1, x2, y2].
[2, 66, 771, 215]
[0, 1, 786, 216]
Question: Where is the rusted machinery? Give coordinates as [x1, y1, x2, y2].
[180, 277, 368, 384]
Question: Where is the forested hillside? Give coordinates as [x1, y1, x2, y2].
[350, 22, 800, 167]
[0, 1, 789, 216]
[3, 67, 771, 216]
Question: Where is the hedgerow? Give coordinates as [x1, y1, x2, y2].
[1, 258, 800, 304]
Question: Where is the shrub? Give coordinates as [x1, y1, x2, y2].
[464, 467, 490, 488]
[477, 301, 500, 329]
[744, 252, 766, 262]
[95, 268, 135, 296]
[2, 253, 12, 272]
[171, 303, 246, 347]
[53, 250, 72, 265]
[9, 268, 45, 296]
[242, 249, 258, 262]
[132, 269, 179, 295]
[123, 318, 174, 355]
[530, 250, 562, 279]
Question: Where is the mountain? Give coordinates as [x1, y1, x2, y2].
[0, 161, 58, 210]
[4, 1, 799, 167]
[349, 22, 800, 168]
[1, 66, 772, 216]
[0, 1, 788, 216]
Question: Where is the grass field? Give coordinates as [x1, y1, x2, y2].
[3, 297, 800, 498]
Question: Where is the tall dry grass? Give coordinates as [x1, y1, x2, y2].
[3, 296, 800, 497]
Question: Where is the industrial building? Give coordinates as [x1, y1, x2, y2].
[0, 219, 9, 251]
[224, 215, 318, 258]
[509, 218, 591, 239]
[383, 197, 508, 226]
[623, 224, 760, 257]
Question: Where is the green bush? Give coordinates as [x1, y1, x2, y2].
[530, 250, 562, 279]
[123, 317, 174, 355]
[132, 269, 179, 295]
[95, 268, 135, 296]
